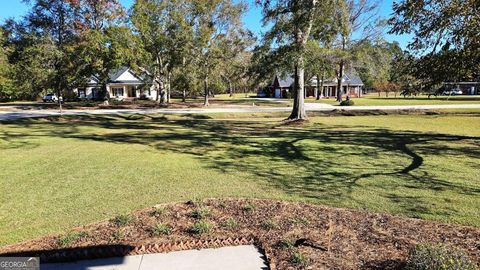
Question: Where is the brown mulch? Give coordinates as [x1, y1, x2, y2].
[1, 199, 479, 269]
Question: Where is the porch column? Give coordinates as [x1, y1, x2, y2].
[123, 85, 127, 98]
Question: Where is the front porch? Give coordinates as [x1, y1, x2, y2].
[107, 84, 144, 100]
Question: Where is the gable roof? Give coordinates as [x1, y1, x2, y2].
[108, 66, 143, 84]
[276, 75, 295, 88]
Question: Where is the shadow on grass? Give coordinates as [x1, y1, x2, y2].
[2, 114, 480, 221]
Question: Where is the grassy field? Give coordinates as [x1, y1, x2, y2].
[1, 113, 479, 246]
[305, 94, 480, 106]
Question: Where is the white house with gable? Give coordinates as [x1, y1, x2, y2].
[73, 66, 157, 100]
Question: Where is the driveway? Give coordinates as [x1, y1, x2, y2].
[1, 103, 480, 121]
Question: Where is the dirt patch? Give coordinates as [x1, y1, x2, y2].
[1, 199, 479, 269]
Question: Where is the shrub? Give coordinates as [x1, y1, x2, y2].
[112, 214, 133, 227]
[190, 221, 211, 234]
[340, 99, 355, 106]
[57, 231, 88, 247]
[405, 244, 478, 270]
[191, 207, 210, 219]
[151, 223, 172, 236]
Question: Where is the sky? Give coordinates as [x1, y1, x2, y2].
[0, 0, 411, 49]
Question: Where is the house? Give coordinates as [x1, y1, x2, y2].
[442, 82, 480, 95]
[267, 70, 364, 98]
[73, 66, 157, 100]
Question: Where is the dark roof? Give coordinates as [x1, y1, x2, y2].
[344, 70, 363, 85]
[273, 69, 364, 88]
[310, 69, 364, 86]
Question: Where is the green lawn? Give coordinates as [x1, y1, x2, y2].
[306, 94, 480, 106]
[1, 113, 479, 246]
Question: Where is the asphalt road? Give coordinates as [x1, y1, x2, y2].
[1, 103, 480, 121]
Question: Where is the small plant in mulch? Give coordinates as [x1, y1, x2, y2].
[242, 203, 257, 213]
[191, 207, 210, 219]
[150, 207, 167, 217]
[112, 214, 133, 227]
[190, 221, 211, 235]
[222, 217, 239, 230]
[278, 239, 294, 249]
[109, 230, 124, 243]
[405, 243, 478, 270]
[150, 223, 172, 236]
[57, 231, 88, 247]
[261, 219, 279, 230]
[290, 251, 309, 266]
[289, 217, 310, 226]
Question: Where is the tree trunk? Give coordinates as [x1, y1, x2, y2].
[288, 63, 307, 120]
[203, 76, 209, 106]
[228, 80, 233, 97]
[182, 88, 186, 102]
[315, 73, 320, 100]
[336, 61, 344, 102]
[167, 72, 171, 103]
[319, 72, 325, 100]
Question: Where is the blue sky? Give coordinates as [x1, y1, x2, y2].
[0, 0, 411, 49]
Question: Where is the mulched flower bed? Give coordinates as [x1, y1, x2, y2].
[1, 199, 479, 269]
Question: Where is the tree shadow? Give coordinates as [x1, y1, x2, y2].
[3, 114, 480, 223]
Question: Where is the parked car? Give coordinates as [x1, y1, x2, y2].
[442, 89, 463, 95]
[42, 93, 58, 102]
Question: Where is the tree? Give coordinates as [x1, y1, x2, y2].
[219, 31, 254, 97]
[389, 0, 480, 87]
[131, 0, 175, 104]
[257, 0, 336, 120]
[304, 40, 335, 100]
[191, 0, 246, 106]
[332, 0, 381, 102]
[72, 0, 131, 101]
[0, 28, 15, 100]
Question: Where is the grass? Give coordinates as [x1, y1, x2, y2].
[0, 113, 479, 246]
[306, 94, 480, 106]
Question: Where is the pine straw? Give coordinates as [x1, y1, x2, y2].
[1, 199, 479, 269]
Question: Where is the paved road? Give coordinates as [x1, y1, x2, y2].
[1, 103, 480, 121]
[42, 245, 268, 270]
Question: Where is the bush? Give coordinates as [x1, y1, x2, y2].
[405, 244, 478, 270]
[151, 223, 172, 236]
[340, 99, 355, 106]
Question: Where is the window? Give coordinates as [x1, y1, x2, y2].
[78, 88, 86, 98]
[112, 87, 124, 97]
